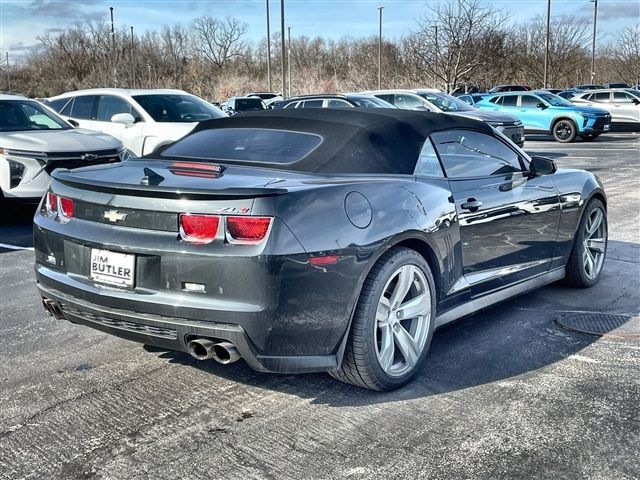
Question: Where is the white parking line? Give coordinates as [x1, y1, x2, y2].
[0, 243, 34, 251]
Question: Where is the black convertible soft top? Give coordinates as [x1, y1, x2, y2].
[167, 108, 494, 175]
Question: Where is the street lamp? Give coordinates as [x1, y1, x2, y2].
[378, 6, 384, 90]
[280, 0, 286, 99]
[265, 0, 272, 92]
[590, 0, 598, 82]
[130, 26, 135, 88]
[5, 52, 9, 91]
[543, 0, 551, 88]
[287, 26, 292, 97]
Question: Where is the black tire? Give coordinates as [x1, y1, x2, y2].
[330, 247, 436, 391]
[580, 133, 601, 141]
[552, 119, 577, 143]
[565, 198, 607, 288]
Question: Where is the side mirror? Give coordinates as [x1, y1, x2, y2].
[67, 119, 79, 128]
[536, 102, 547, 109]
[111, 113, 135, 126]
[633, 98, 640, 105]
[529, 156, 557, 177]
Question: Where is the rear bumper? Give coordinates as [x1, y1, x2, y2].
[493, 124, 525, 147]
[38, 281, 341, 373]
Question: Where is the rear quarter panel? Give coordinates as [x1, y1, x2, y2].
[550, 168, 606, 268]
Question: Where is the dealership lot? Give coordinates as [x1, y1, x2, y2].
[0, 134, 639, 479]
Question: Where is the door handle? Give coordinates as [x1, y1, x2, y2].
[461, 198, 483, 212]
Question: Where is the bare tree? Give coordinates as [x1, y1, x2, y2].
[404, 0, 509, 92]
[192, 17, 248, 69]
[611, 25, 640, 86]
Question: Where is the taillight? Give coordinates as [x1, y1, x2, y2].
[226, 216, 272, 244]
[46, 192, 58, 214]
[59, 197, 74, 218]
[179, 214, 220, 244]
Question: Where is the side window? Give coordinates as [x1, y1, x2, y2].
[431, 130, 523, 178]
[459, 96, 472, 105]
[375, 94, 394, 105]
[414, 138, 444, 177]
[489, 96, 502, 105]
[283, 101, 298, 108]
[61, 97, 74, 116]
[613, 92, 633, 103]
[501, 95, 518, 106]
[593, 92, 610, 102]
[394, 94, 426, 110]
[520, 95, 540, 107]
[326, 99, 353, 108]
[69, 95, 96, 119]
[47, 98, 70, 113]
[302, 99, 323, 108]
[96, 95, 140, 122]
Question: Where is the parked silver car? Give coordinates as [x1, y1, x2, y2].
[0, 94, 125, 202]
[365, 89, 525, 147]
[571, 89, 640, 125]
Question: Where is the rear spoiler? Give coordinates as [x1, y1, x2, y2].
[51, 169, 288, 200]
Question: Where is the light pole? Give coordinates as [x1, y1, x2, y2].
[433, 25, 438, 89]
[590, 0, 598, 82]
[266, 0, 272, 92]
[110, 6, 116, 85]
[5, 52, 9, 91]
[287, 26, 292, 97]
[378, 6, 384, 90]
[280, 0, 286, 98]
[543, 0, 551, 88]
[130, 26, 135, 88]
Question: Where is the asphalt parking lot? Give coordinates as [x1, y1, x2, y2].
[1, 133, 639, 480]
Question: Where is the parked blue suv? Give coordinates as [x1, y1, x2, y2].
[475, 91, 611, 142]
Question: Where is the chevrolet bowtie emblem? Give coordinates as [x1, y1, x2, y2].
[103, 210, 127, 222]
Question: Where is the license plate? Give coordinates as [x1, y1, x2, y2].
[604, 124, 610, 131]
[90, 249, 135, 287]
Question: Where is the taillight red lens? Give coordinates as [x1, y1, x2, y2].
[59, 197, 74, 218]
[226, 216, 272, 244]
[179, 214, 220, 244]
[46, 192, 58, 214]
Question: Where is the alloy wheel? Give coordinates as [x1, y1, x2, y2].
[582, 207, 607, 280]
[556, 123, 573, 141]
[374, 264, 431, 377]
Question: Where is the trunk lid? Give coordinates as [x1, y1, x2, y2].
[51, 158, 308, 199]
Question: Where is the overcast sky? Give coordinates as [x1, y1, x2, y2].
[2, 0, 639, 58]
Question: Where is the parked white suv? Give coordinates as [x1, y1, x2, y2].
[47, 89, 226, 157]
[0, 94, 124, 201]
[571, 88, 640, 125]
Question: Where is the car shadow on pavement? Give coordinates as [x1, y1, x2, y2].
[0, 202, 37, 251]
[157, 239, 639, 407]
[526, 132, 639, 143]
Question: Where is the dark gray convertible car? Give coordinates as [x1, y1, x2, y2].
[35, 109, 607, 391]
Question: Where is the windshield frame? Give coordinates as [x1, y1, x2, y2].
[348, 96, 396, 108]
[416, 92, 476, 112]
[132, 94, 226, 123]
[535, 92, 574, 107]
[0, 99, 72, 132]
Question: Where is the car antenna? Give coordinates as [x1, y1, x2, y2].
[140, 167, 165, 186]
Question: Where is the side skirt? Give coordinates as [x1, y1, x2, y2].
[435, 267, 565, 328]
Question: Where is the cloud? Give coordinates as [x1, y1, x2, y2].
[598, 1, 640, 21]
[27, 0, 104, 22]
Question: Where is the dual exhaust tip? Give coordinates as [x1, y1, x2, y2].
[42, 298, 65, 320]
[43, 297, 241, 365]
[186, 338, 241, 364]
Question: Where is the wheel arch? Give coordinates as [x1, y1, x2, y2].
[334, 231, 444, 370]
[551, 115, 578, 130]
